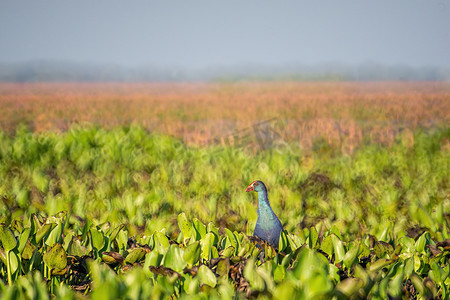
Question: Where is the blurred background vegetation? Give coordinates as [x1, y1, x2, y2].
[0, 82, 448, 241]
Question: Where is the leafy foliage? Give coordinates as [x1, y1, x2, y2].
[0, 124, 448, 298]
[0, 212, 448, 299]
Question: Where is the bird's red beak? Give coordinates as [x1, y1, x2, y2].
[245, 184, 254, 192]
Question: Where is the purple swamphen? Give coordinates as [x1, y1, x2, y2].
[246, 180, 283, 250]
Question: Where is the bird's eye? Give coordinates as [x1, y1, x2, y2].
[254, 183, 259, 186]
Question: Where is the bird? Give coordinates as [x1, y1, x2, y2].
[245, 180, 283, 250]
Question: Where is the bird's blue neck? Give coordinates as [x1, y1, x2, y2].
[257, 190, 276, 226]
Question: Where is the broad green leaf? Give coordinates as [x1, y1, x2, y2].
[279, 230, 288, 252]
[332, 234, 345, 263]
[43, 243, 67, 270]
[63, 232, 74, 251]
[387, 263, 404, 298]
[0, 225, 17, 251]
[9, 251, 19, 274]
[343, 243, 360, 269]
[244, 258, 265, 291]
[21, 240, 37, 260]
[216, 258, 230, 278]
[90, 227, 105, 250]
[273, 264, 285, 283]
[68, 238, 88, 257]
[398, 236, 415, 254]
[273, 281, 298, 300]
[321, 234, 333, 258]
[124, 248, 146, 264]
[221, 246, 235, 258]
[102, 252, 124, 265]
[163, 244, 186, 272]
[197, 265, 217, 288]
[206, 222, 218, 236]
[45, 222, 63, 247]
[183, 275, 200, 295]
[335, 278, 364, 297]
[286, 233, 302, 250]
[309, 226, 318, 249]
[109, 224, 125, 242]
[368, 258, 395, 272]
[144, 251, 163, 268]
[373, 241, 393, 258]
[224, 229, 237, 254]
[177, 213, 193, 243]
[35, 223, 56, 244]
[183, 241, 201, 266]
[193, 218, 206, 240]
[200, 232, 215, 260]
[17, 227, 31, 255]
[403, 256, 414, 278]
[329, 225, 342, 240]
[415, 232, 432, 254]
[154, 232, 170, 253]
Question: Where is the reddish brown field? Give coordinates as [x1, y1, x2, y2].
[1, 81, 449, 152]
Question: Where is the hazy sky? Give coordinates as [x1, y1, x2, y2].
[1, 1, 449, 69]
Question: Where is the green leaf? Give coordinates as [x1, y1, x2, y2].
[193, 218, 206, 240]
[109, 224, 125, 242]
[21, 240, 36, 260]
[224, 229, 237, 255]
[183, 241, 201, 266]
[124, 248, 146, 264]
[343, 243, 360, 269]
[177, 213, 193, 243]
[68, 238, 88, 257]
[286, 233, 303, 250]
[144, 251, 163, 268]
[90, 227, 105, 250]
[221, 246, 235, 258]
[0, 225, 17, 251]
[17, 227, 31, 255]
[197, 265, 217, 288]
[35, 223, 56, 244]
[9, 251, 19, 274]
[45, 222, 63, 247]
[279, 230, 288, 252]
[387, 263, 404, 298]
[154, 232, 170, 253]
[216, 258, 230, 279]
[309, 226, 318, 249]
[273, 281, 298, 299]
[398, 236, 415, 253]
[200, 232, 215, 260]
[368, 258, 395, 272]
[206, 222, 218, 236]
[373, 241, 393, 258]
[329, 225, 342, 240]
[273, 264, 285, 283]
[183, 275, 200, 295]
[335, 278, 364, 297]
[163, 244, 186, 272]
[332, 234, 345, 263]
[43, 243, 67, 270]
[321, 234, 333, 258]
[244, 258, 265, 291]
[403, 256, 414, 278]
[101, 252, 124, 265]
[415, 232, 432, 254]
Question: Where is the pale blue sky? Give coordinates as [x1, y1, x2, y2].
[1, 1, 449, 69]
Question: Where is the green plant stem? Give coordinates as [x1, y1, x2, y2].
[6, 250, 12, 285]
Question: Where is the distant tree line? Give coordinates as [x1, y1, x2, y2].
[0, 60, 449, 82]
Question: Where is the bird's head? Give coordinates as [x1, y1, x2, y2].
[245, 180, 267, 193]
